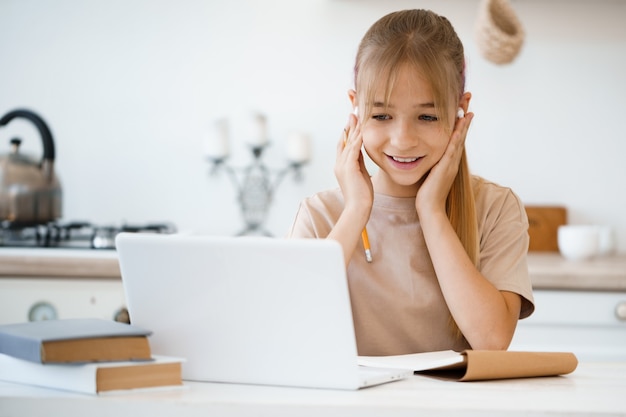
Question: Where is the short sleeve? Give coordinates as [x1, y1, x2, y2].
[475, 179, 535, 319]
[287, 189, 344, 239]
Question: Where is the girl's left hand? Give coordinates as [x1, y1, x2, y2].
[415, 112, 474, 216]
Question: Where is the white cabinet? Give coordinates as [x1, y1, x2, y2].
[0, 248, 125, 324]
[511, 289, 626, 361]
[510, 253, 626, 361]
[0, 277, 126, 325]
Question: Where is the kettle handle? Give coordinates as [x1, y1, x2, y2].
[0, 109, 56, 163]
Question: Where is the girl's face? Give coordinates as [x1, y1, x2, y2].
[358, 65, 457, 198]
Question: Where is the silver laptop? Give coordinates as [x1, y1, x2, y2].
[116, 233, 409, 390]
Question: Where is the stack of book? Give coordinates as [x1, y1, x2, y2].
[0, 318, 184, 394]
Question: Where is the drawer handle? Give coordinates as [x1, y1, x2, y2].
[616, 302, 626, 321]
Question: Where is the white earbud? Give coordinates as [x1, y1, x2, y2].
[457, 108, 465, 119]
[353, 106, 359, 116]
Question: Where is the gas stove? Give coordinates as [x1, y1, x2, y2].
[0, 220, 177, 325]
[0, 220, 176, 250]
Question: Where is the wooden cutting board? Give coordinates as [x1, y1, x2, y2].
[524, 206, 567, 252]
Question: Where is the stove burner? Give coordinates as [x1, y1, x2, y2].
[0, 220, 176, 249]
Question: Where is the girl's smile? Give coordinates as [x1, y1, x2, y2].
[387, 154, 423, 170]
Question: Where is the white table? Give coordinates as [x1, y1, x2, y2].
[1, 362, 624, 417]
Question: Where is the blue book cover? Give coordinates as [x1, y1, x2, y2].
[0, 318, 152, 363]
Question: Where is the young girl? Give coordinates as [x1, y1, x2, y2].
[288, 9, 534, 356]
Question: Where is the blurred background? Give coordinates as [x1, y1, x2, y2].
[1, 0, 624, 249]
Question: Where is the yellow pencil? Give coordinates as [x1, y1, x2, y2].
[344, 123, 373, 263]
[361, 228, 373, 263]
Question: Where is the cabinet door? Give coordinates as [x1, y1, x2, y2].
[510, 289, 626, 361]
[0, 278, 126, 325]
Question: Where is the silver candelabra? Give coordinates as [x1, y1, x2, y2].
[205, 114, 310, 236]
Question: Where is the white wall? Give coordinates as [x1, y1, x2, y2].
[1, 0, 625, 250]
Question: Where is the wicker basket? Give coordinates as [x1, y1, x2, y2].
[475, 0, 525, 65]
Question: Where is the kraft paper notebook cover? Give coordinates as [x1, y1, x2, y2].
[0, 318, 152, 364]
[358, 350, 578, 381]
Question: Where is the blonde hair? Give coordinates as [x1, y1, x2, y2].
[354, 9, 479, 267]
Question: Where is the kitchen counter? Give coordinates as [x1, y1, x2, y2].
[0, 361, 624, 417]
[0, 248, 120, 278]
[527, 252, 626, 291]
[1, 248, 624, 291]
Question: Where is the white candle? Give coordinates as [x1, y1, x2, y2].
[203, 118, 230, 159]
[245, 113, 269, 147]
[286, 132, 311, 164]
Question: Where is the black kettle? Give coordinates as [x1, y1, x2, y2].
[0, 109, 62, 223]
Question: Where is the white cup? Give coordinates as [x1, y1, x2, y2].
[557, 225, 599, 261]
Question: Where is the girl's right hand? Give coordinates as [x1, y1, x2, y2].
[328, 112, 374, 265]
[334, 113, 374, 221]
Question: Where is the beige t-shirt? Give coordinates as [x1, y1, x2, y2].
[288, 176, 535, 356]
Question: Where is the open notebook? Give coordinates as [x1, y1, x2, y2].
[116, 234, 409, 390]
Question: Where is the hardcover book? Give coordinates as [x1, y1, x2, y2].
[0, 318, 152, 364]
[0, 353, 184, 394]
